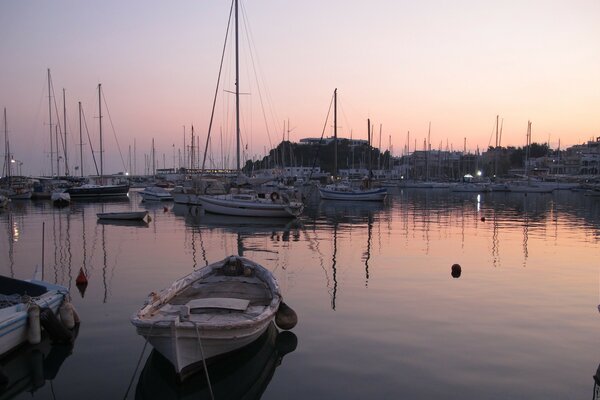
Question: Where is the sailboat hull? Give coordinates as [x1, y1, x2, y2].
[67, 184, 130, 198]
[318, 186, 387, 201]
[197, 195, 303, 218]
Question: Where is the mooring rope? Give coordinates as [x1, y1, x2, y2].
[122, 323, 154, 400]
[194, 323, 215, 400]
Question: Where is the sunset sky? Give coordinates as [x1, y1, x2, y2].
[1, 0, 599, 175]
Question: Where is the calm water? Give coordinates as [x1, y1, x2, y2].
[1, 189, 599, 399]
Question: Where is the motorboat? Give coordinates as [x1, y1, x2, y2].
[197, 191, 303, 218]
[139, 186, 173, 202]
[51, 190, 71, 207]
[131, 255, 285, 380]
[319, 181, 387, 201]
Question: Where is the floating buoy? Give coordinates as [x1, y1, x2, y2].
[451, 263, 462, 278]
[275, 302, 298, 330]
[163, 206, 168, 212]
[27, 304, 41, 344]
[75, 268, 88, 285]
[59, 302, 76, 329]
[275, 330, 298, 356]
[481, 216, 486, 222]
[39, 307, 73, 344]
[147, 215, 152, 222]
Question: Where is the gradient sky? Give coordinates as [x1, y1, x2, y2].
[1, 0, 599, 175]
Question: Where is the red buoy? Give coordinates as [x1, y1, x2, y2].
[75, 268, 88, 285]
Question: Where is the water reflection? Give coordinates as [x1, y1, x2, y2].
[0, 332, 77, 399]
[135, 323, 297, 400]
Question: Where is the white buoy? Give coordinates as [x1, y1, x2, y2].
[27, 304, 41, 344]
[59, 302, 76, 329]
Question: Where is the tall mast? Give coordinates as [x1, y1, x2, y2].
[3, 108, 9, 178]
[98, 83, 103, 179]
[333, 88, 337, 178]
[79, 101, 83, 177]
[152, 138, 156, 176]
[235, 0, 241, 173]
[55, 125, 60, 176]
[48, 69, 54, 176]
[63, 88, 69, 176]
[494, 115, 499, 178]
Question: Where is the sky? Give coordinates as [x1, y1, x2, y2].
[1, 0, 599, 175]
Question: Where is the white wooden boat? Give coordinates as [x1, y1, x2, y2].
[51, 190, 71, 206]
[131, 255, 282, 379]
[139, 186, 173, 202]
[135, 323, 297, 399]
[319, 182, 387, 201]
[0, 276, 69, 357]
[197, 192, 303, 218]
[96, 211, 148, 221]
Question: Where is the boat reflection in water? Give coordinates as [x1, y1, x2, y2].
[135, 322, 297, 400]
[0, 329, 78, 399]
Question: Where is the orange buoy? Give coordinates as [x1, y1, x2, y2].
[75, 268, 88, 285]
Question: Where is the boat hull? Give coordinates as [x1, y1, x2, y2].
[318, 187, 387, 201]
[0, 279, 67, 357]
[197, 195, 302, 217]
[67, 184, 130, 198]
[96, 211, 148, 220]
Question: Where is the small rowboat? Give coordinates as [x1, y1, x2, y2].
[96, 211, 148, 221]
[131, 255, 294, 380]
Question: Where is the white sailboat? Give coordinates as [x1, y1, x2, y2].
[506, 121, 554, 194]
[196, 1, 303, 218]
[318, 89, 387, 202]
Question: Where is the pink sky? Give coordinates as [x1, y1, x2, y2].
[1, 0, 599, 175]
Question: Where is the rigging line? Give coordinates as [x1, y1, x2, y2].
[240, 2, 278, 151]
[100, 88, 128, 172]
[81, 108, 100, 176]
[49, 78, 69, 174]
[202, 0, 234, 173]
[306, 92, 335, 198]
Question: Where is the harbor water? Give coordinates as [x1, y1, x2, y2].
[0, 188, 599, 399]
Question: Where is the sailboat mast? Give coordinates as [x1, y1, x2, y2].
[3, 108, 9, 178]
[333, 88, 337, 178]
[235, 0, 241, 173]
[98, 83, 103, 179]
[63, 88, 69, 176]
[79, 101, 83, 177]
[48, 69, 54, 177]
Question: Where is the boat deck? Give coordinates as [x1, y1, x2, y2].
[170, 274, 273, 307]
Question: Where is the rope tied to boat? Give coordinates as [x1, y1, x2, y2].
[123, 322, 155, 400]
[194, 323, 215, 400]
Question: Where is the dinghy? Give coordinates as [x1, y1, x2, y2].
[131, 255, 288, 379]
[96, 211, 148, 221]
[0, 276, 71, 357]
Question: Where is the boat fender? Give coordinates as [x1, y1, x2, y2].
[451, 263, 462, 278]
[27, 304, 41, 344]
[275, 330, 298, 357]
[275, 301, 298, 330]
[270, 192, 280, 202]
[59, 302, 76, 329]
[39, 307, 73, 344]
